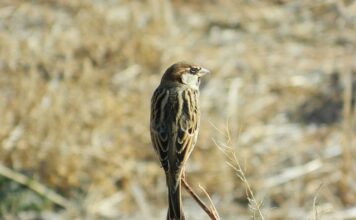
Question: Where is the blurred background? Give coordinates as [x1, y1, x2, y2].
[0, 0, 355, 219]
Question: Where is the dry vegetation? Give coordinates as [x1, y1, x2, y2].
[0, 0, 355, 219]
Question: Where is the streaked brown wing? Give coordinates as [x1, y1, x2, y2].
[150, 87, 171, 171]
[151, 87, 199, 176]
[174, 89, 199, 172]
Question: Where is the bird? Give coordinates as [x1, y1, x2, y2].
[150, 62, 210, 220]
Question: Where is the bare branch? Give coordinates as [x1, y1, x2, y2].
[181, 178, 220, 220]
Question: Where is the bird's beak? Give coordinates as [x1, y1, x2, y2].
[197, 67, 210, 77]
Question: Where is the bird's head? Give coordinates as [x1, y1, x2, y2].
[161, 62, 210, 89]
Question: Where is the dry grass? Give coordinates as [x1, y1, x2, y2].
[0, 0, 355, 219]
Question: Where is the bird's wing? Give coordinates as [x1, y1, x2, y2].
[150, 87, 171, 171]
[167, 88, 200, 190]
[150, 88, 199, 181]
[174, 89, 199, 169]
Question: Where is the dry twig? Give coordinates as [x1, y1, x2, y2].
[198, 184, 221, 220]
[181, 178, 220, 220]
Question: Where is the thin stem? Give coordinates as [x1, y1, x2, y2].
[181, 178, 220, 220]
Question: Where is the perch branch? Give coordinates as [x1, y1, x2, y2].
[181, 178, 220, 220]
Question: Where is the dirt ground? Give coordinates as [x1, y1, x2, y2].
[0, 0, 355, 219]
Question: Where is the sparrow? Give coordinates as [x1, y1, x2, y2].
[150, 62, 210, 220]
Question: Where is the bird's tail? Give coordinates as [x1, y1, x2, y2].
[166, 174, 185, 220]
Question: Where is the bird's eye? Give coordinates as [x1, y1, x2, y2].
[189, 67, 200, 74]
